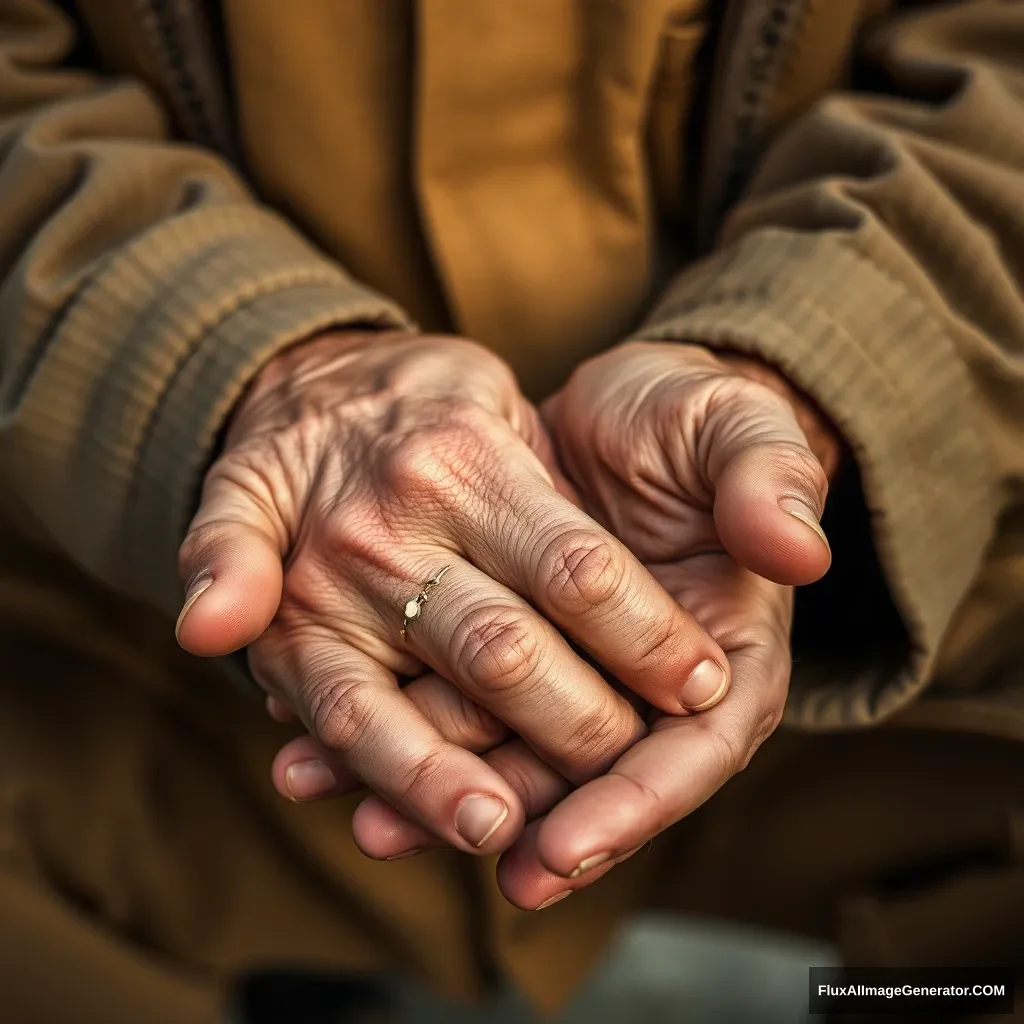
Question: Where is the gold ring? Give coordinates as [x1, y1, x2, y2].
[400, 566, 452, 639]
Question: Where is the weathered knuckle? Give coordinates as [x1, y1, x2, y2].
[322, 503, 389, 563]
[439, 338, 518, 389]
[454, 609, 542, 694]
[307, 677, 380, 752]
[382, 420, 488, 502]
[443, 397, 501, 435]
[560, 708, 637, 778]
[427, 335, 492, 366]
[630, 618, 680, 673]
[542, 532, 624, 615]
[392, 745, 450, 798]
[381, 433, 453, 497]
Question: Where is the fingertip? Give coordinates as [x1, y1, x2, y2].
[174, 573, 214, 645]
[351, 795, 438, 860]
[282, 758, 338, 802]
[350, 744, 526, 857]
[778, 496, 832, 564]
[495, 820, 557, 908]
[176, 576, 269, 656]
[714, 456, 831, 587]
[448, 781, 526, 855]
[271, 736, 358, 802]
[495, 819, 625, 910]
[176, 524, 284, 656]
[678, 658, 731, 713]
[532, 775, 641, 879]
[745, 497, 832, 585]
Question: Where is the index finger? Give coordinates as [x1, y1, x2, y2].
[251, 632, 527, 855]
[455, 464, 731, 715]
[529, 640, 787, 881]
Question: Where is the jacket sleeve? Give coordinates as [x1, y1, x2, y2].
[0, 0, 414, 615]
[631, 1, 1024, 730]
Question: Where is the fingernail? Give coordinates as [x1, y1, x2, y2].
[679, 660, 729, 712]
[175, 572, 213, 641]
[385, 847, 424, 861]
[284, 759, 337, 801]
[454, 795, 508, 848]
[536, 890, 572, 911]
[779, 497, 830, 553]
[569, 851, 612, 879]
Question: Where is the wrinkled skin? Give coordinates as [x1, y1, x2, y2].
[262, 339, 841, 910]
[175, 331, 731, 858]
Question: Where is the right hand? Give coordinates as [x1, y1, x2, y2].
[175, 331, 730, 856]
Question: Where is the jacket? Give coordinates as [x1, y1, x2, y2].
[1, 0, 1022, 735]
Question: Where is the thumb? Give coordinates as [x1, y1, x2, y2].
[709, 399, 832, 587]
[175, 475, 285, 657]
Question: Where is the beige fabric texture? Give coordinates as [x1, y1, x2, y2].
[1, 0, 1023, 1018]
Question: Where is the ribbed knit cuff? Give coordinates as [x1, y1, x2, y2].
[631, 228, 999, 729]
[132, 281, 413, 614]
[31, 203, 414, 615]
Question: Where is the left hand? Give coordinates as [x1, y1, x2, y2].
[490, 340, 843, 905]
[272, 341, 842, 907]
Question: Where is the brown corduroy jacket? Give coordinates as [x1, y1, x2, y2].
[1, 0, 1022, 737]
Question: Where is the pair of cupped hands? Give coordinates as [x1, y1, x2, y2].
[175, 329, 840, 911]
